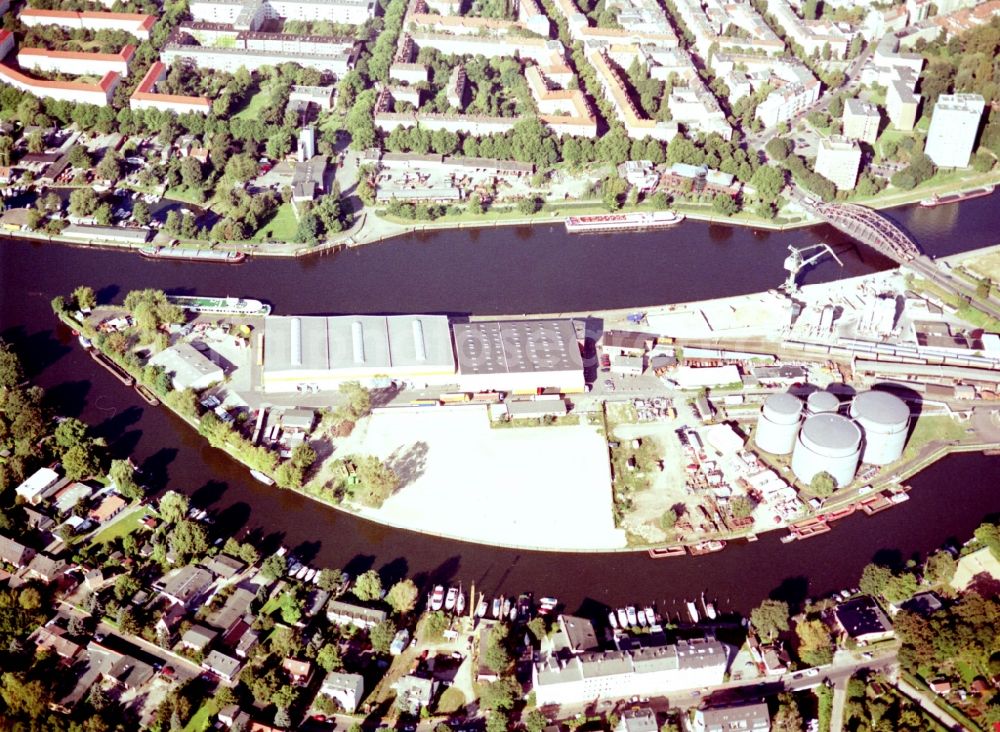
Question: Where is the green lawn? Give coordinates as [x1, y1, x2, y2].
[902, 415, 968, 461]
[234, 86, 272, 120]
[252, 202, 299, 242]
[182, 700, 218, 732]
[88, 505, 146, 546]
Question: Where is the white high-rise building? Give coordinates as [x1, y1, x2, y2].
[815, 136, 862, 191]
[924, 93, 985, 168]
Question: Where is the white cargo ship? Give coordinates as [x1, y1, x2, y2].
[565, 210, 685, 233]
[167, 295, 271, 316]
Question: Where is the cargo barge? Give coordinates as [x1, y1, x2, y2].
[648, 546, 687, 559]
[139, 246, 246, 263]
[166, 295, 271, 316]
[565, 210, 684, 233]
[919, 185, 994, 208]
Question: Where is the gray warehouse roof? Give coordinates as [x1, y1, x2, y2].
[453, 320, 583, 376]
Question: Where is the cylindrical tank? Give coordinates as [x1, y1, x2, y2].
[850, 390, 910, 465]
[792, 413, 862, 487]
[806, 391, 840, 415]
[754, 393, 803, 455]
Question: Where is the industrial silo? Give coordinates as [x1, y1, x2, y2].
[792, 413, 862, 487]
[850, 390, 910, 465]
[754, 393, 803, 455]
[806, 391, 840, 415]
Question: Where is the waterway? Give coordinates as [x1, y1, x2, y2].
[2, 193, 999, 614]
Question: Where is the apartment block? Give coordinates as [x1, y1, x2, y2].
[815, 136, 862, 190]
[924, 93, 985, 168]
[842, 98, 880, 144]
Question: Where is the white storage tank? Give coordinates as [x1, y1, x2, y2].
[792, 413, 862, 487]
[806, 390, 840, 415]
[754, 392, 803, 455]
[850, 390, 910, 465]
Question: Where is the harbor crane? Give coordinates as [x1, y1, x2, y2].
[781, 243, 843, 293]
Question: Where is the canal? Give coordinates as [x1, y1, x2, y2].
[2, 192, 999, 614]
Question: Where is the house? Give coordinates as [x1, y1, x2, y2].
[25, 553, 66, 583]
[202, 650, 242, 684]
[833, 596, 894, 645]
[615, 707, 657, 732]
[207, 587, 255, 633]
[180, 624, 218, 654]
[318, 670, 364, 713]
[282, 657, 313, 686]
[692, 701, 770, 731]
[610, 353, 644, 377]
[155, 565, 215, 608]
[392, 675, 436, 715]
[103, 651, 155, 690]
[31, 622, 83, 660]
[326, 599, 387, 629]
[15, 467, 65, 505]
[0, 535, 36, 568]
[279, 408, 315, 433]
[23, 506, 55, 532]
[88, 494, 127, 523]
[53, 481, 94, 515]
[234, 627, 261, 658]
[201, 554, 246, 580]
[929, 679, 952, 694]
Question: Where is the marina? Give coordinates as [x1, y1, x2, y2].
[564, 210, 684, 233]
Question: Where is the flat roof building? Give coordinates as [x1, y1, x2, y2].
[453, 319, 585, 394]
[924, 93, 984, 168]
[815, 136, 862, 191]
[149, 342, 224, 392]
[262, 314, 456, 392]
[842, 98, 880, 145]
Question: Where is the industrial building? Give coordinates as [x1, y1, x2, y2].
[261, 315, 456, 393]
[806, 390, 840, 415]
[791, 413, 862, 487]
[452, 320, 585, 394]
[924, 93, 985, 168]
[149, 342, 224, 392]
[754, 392, 803, 455]
[849, 390, 910, 465]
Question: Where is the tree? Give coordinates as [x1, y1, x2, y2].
[601, 175, 628, 211]
[26, 130, 44, 154]
[923, 550, 957, 586]
[132, 199, 151, 227]
[975, 521, 1000, 561]
[317, 643, 344, 672]
[422, 611, 449, 641]
[859, 562, 893, 598]
[170, 519, 209, 563]
[352, 569, 383, 602]
[517, 197, 541, 215]
[730, 495, 753, 518]
[68, 144, 92, 169]
[772, 692, 804, 732]
[261, 554, 288, 581]
[96, 151, 122, 182]
[751, 599, 790, 642]
[337, 382, 371, 421]
[295, 211, 321, 245]
[69, 188, 100, 218]
[523, 709, 548, 732]
[0, 673, 50, 719]
[385, 579, 419, 615]
[18, 587, 41, 611]
[973, 150, 995, 173]
[527, 617, 547, 642]
[317, 568, 345, 593]
[348, 455, 399, 508]
[0, 135, 12, 166]
[712, 194, 739, 216]
[370, 618, 397, 654]
[108, 459, 142, 501]
[749, 165, 785, 202]
[159, 491, 190, 524]
[73, 286, 97, 311]
[765, 137, 793, 162]
[809, 471, 836, 497]
[63, 443, 101, 480]
[0, 342, 24, 390]
[179, 157, 203, 189]
[479, 677, 520, 712]
[660, 508, 678, 531]
[796, 618, 834, 666]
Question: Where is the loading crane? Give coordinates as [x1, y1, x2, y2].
[781, 243, 843, 293]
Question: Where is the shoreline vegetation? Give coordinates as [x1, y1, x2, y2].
[52, 251, 1000, 554]
[6, 168, 1000, 259]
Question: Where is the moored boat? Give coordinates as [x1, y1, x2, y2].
[501, 597, 511, 618]
[687, 540, 726, 555]
[444, 587, 458, 611]
[456, 590, 466, 615]
[608, 611, 619, 629]
[565, 210, 685, 233]
[166, 294, 271, 316]
[475, 598, 488, 617]
[539, 597, 558, 615]
[430, 585, 445, 611]
[139, 246, 246, 263]
[686, 600, 700, 623]
[135, 384, 160, 406]
[919, 185, 994, 208]
[625, 606, 638, 626]
[491, 597, 501, 618]
[616, 608, 629, 628]
[644, 607, 656, 626]
[250, 469, 275, 486]
[648, 546, 686, 558]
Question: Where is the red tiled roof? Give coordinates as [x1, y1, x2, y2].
[18, 45, 135, 63]
[131, 61, 211, 108]
[0, 63, 119, 93]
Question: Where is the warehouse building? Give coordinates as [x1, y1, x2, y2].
[452, 319, 585, 394]
[149, 342, 224, 391]
[261, 315, 456, 392]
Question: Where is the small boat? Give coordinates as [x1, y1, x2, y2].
[166, 294, 271, 316]
[890, 492, 910, 504]
[517, 593, 532, 621]
[430, 585, 445, 611]
[637, 610, 648, 627]
[617, 608, 629, 628]
[779, 533, 798, 544]
[456, 590, 466, 615]
[304, 568, 316, 582]
[135, 384, 160, 406]
[475, 598, 488, 617]
[250, 469, 275, 486]
[444, 587, 458, 611]
[688, 540, 726, 555]
[648, 546, 686, 558]
[295, 565, 309, 580]
[644, 607, 656, 626]
[312, 571, 322, 585]
[608, 611, 619, 629]
[539, 597, 558, 615]
[491, 597, 501, 618]
[702, 594, 717, 620]
[626, 606, 638, 626]
[508, 605, 517, 622]
[77, 335, 93, 349]
[501, 597, 511, 618]
[687, 601, 700, 623]
[288, 561, 302, 575]
[276, 546, 287, 557]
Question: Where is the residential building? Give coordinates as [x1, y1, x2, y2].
[155, 566, 216, 608]
[924, 93, 985, 168]
[392, 675, 436, 715]
[753, 60, 821, 129]
[291, 155, 328, 202]
[815, 136, 862, 191]
[692, 701, 771, 731]
[148, 342, 225, 391]
[842, 98, 880, 144]
[15, 467, 64, 505]
[0, 535, 36, 568]
[769, 0, 852, 59]
[318, 671, 364, 713]
[25, 554, 66, 583]
[130, 62, 212, 115]
[207, 587, 256, 633]
[532, 636, 731, 706]
[886, 79, 920, 131]
[17, 45, 136, 79]
[180, 625, 218, 654]
[326, 599, 388, 629]
[19, 9, 156, 40]
[189, 0, 377, 27]
[283, 658, 314, 685]
[833, 596, 894, 644]
[615, 708, 658, 732]
[88, 495, 127, 523]
[446, 64, 466, 110]
[202, 650, 242, 683]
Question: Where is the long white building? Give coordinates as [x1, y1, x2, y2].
[532, 637, 731, 706]
[189, 0, 376, 27]
[17, 45, 136, 79]
[19, 8, 156, 40]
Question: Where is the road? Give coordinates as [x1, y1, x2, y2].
[893, 672, 967, 731]
[830, 675, 848, 732]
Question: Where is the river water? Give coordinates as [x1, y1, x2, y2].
[2, 193, 999, 614]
